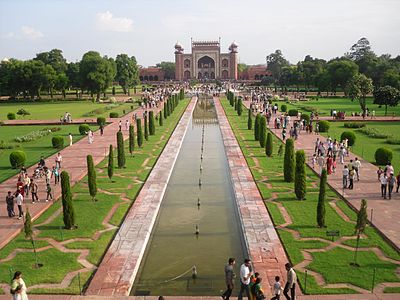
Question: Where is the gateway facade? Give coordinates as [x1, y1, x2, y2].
[175, 39, 238, 81]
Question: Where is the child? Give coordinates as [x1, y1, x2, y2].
[46, 183, 53, 202]
[311, 154, 317, 169]
[377, 167, 383, 181]
[271, 275, 282, 300]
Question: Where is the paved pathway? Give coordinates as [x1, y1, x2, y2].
[3, 117, 101, 125]
[242, 100, 400, 250]
[214, 97, 293, 295]
[0, 104, 162, 250]
[86, 97, 197, 296]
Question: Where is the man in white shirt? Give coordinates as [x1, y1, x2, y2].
[238, 258, 252, 300]
[354, 158, 361, 181]
[342, 165, 349, 188]
[283, 263, 297, 300]
[15, 190, 24, 220]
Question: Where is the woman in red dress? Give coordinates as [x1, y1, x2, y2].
[326, 155, 334, 175]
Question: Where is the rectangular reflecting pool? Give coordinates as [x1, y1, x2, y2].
[131, 97, 246, 296]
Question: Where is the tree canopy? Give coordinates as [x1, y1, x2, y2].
[115, 54, 139, 94]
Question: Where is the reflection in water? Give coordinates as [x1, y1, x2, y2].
[132, 96, 246, 296]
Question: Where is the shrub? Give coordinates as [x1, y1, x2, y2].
[117, 131, 125, 168]
[159, 111, 163, 126]
[9, 150, 26, 168]
[247, 109, 252, 130]
[317, 169, 327, 227]
[7, 112, 16, 120]
[288, 109, 298, 116]
[109, 112, 119, 118]
[358, 128, 391, 139]
[14, 129, 52, 142]
[234, 97, 237, 111]
[254, 114, 261, 141]
[79, 124, 90, 135]
[52, 136, 64, 149]
[149, 111, 155, 135]
[318, 120, 330, 132]
[294, 150, 306, 200]
[265, 132, 273, 157]
[96, 117, 106, 126]
[144, 114, 149, 141]
[281, 104, 287, 112]
[259, 116, 267, 148]
[284, 139, 295, 182]
[129, 124, 135, 155]
[108, 145, 114, 181]
[0, 140, 14, 149]
[87, 155, 97, 201]
[237, 98, 243, 116]
[374, 147, 393, 165]
[61, 171, 75, 229]
[16, 108, 30, 117]
[386, 138, 400, 145]
[164, 102, 168, 119]
[340, 131, 356, 146]
[301, 114, 310, 125]
[137, 119, 143, 147]
[344, 122, 366, 129]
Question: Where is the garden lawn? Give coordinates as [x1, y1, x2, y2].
[0, 98, 189, 294]
[221, 98, 400, 294]
[0, 100, 138, 120]
[321, 121, 400, 172]
[0, 124, 96, 183]
[283, 97, 400, 117]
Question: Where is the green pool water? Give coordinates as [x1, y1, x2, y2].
[131, 98, 247, 296]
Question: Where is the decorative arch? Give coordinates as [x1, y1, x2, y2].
[197, 56, 215, 68]
[184, 59, 191, 68]
[222, 59, 229, 68]
[184, 70, 191, 80]
[255, 74, 260, 80]
[222, 70, 229, 79]
[144, 75, 149, 81]
[211, 72, 215, 79]
[139, 76, 143, 81]
[198, 72, 202, 79]
[149, 75, 154, 81]
[154, 75, 158, 81]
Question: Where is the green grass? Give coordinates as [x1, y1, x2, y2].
[0, 98, 190, 294]
[29, 271, 91, 294]
[0, 124, 97, 182]
[296, 271, 358, 294]
[0, 100, 138, 120]
[221, 98, 400, 294]
[384, 286, 400, 293]
[284, 97, 400, 117]
[321, 121, 400, 172]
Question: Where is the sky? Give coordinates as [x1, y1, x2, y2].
[0, 0, 399, 67]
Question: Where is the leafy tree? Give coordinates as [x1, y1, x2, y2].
[86, 155, 97, 201]
[284, 139, 295, 182]
[159, 111, 163, 126]
[24, 208, 33, 238]
[108, 145, 114, 181]
[54, 72, 69, 98]
[373, 86, 400, 116]
[117, 131, 125, 168]
[317, 169, 327, 227]
[149, 111, 155, 135]
[327, 59, 358, 93]
[297, 55, 326, 91]
[115, 54, 139, 94]
[266, 50, 290, 91]
[346, 73, 374, 112]
[66, 62, 80, 97]
[61, 171, 75, 229]
[259, 116, 267, 148]
[137, 118, 143, 147]
[156, 61, 175, 80]
[254, 114, 261, 141]
[35, 49, 67, 74]
[144, 114, 149, 141]
[265, 132, 273, 157]
[247, 109, 252, 130]
[129, 124, 135, 155]
[353, 199, 368, 266]
[294, 150, 307, 200]
[237, 98, 243, 116]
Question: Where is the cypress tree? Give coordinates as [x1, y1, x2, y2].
[137, 118, 143, 147]
[265, 132, 273, 157]
[117, 131, 125, 168]
[284, 138, 295, 182]
[180, 88, 184, 100]
[129, 124, 135, 156]
[254, 114, 261, 141]
[237, 98, 243, 116]
[149, 111, 155, 135]
[159, 111, 163, 126]
[108, 144, 114, 181]
[259, 116, 267, 148]
[87, 155, 97, 201]
[24, 208, 33, 238]
[164, 102, 167, 119]
[61, 171, 75, 229]
[317, 168, 327, 227]
[234, 97, 237, 111]
[144, 114, 149, 141]
[294, 150, 307, 200]
[229, 92, 234, 106]
[353, 199, 368, 266]
[247, 109, 252, 130]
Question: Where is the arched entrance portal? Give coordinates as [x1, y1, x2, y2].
[197, 56, 215, 80]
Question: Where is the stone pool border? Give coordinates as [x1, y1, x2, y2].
[214, 97, 291, 294]
[86, 97, 197, 296]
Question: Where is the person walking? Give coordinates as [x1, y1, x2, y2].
[6, 191, 15, 218]
[342, 165, 349, 189]
[100, 124, 104, 136]
[354, 157, 361, 181]
[251, 277, 265, 300]
[23, 174, 30, 197]
[388, 173, 395, 200]
[51, 166, 60, 185]
[380, 174, 388, 199]
[68, 133, 73, 146]
[271, 276, 282, 300]
[222, 257, 236, 300]
[88, 130, 94, 144]
[119, 120, 122, 131]
[45, 183, 53, 202]
[396, 171, 400, 193]
[15, 190, 24, 220]
[238, 259, 253, 300]
[283, 263, 296, 300]
[125, 119, 130, 130]
[55, 153, 62, 169]
[348, 167, 355, 190]
[30, 179, 39, 203]
[10, 271, 29, 300]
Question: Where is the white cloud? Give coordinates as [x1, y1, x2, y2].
[96, 11, 133, 32]
[21, 26, 44, 39]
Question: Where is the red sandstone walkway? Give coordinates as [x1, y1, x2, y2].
[0, 104, 162, 250]
[242, 99, 400, 250]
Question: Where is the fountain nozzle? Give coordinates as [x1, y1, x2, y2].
[195, 225, 199, 235]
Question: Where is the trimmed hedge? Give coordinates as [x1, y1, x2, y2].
[317, 168, 327, 227]
[9, 150, 27, 168]
[281, 104, 287, 112]
[259, 116, 267, 148]
[87, 155, 97, 201]
[386, 138, 400, 145]
[79, 124, 90, 135]
[294, 150, 307, 200]
[96, 117, 106, 126]
[284, 139, 295, 182]
[265, 132, 273, 157]
[61, 171, 75, 229]
[254, 114, 261, 141]
[344, 122, 366, 129]
[109, 112, 119, 118]
[318, 120, 330, 132]
[288, 109, 298, 116]
[374, 147, 393, 165]
[247, 109, 252, 130]
[117, 131, 125, 168]
[7, 112, 16, 120]
[340, 131, 356, 146]
[52, 136, 64, 149]
[301, 114, 310, 125]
